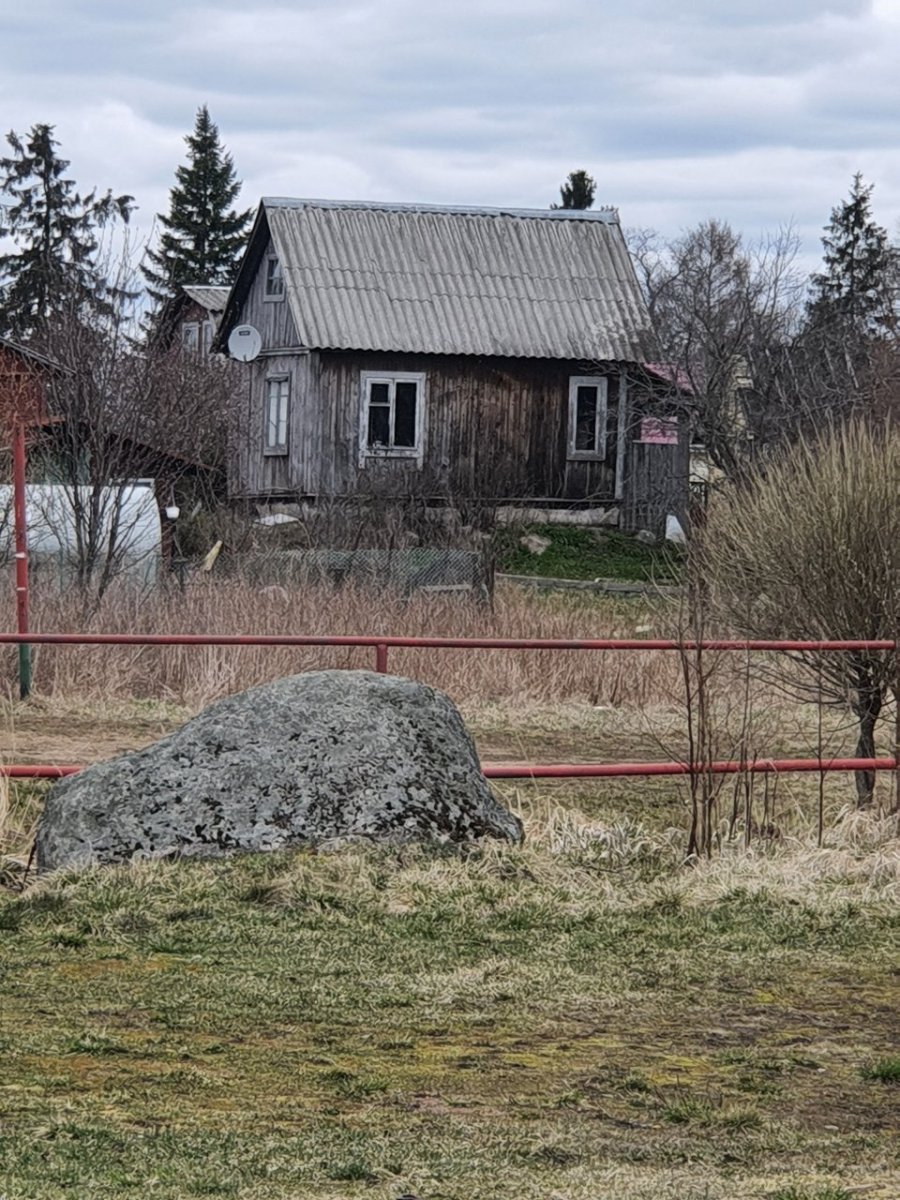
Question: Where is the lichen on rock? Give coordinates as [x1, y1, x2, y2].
[36, 670, 522, 872]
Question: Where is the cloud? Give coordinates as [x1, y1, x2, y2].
[0, 0, 898, 276]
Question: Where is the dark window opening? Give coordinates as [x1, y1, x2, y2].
[393, 381, 417, 447]
[362, 375, 423, 456]
[567, 375, 607, 459]
[368, 403, 390, 447]
[575, 385, 599, 451]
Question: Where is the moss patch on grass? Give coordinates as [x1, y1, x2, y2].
[496, 524, 682, 582]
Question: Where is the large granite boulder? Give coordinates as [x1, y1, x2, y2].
[36, 670, 522, 872]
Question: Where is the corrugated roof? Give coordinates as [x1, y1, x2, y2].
[258, 198, 654, 361]
[264, 197, 621, 223]
[182, 285, 230, 313]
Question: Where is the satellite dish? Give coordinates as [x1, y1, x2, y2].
[228, 324, 262, 362]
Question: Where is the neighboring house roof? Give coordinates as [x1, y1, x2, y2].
[217, 198, 655, 361]
[643, 362, 695, 394]
[153, 284, 232, 351]
[181, 285, 230, 314]
[0, 337, 66, 374]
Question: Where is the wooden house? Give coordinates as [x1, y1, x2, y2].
[215, 198, 688, 534]
[156, 285, 231, 357]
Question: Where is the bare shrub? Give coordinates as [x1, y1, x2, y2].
[647, 576, 786, 857]
[628, 219, 803, 480]
[694, 419, 900, 809]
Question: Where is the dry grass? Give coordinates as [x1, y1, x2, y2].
[4, 577, 893, 778]
[0, 577, 678, 708]
[0, 547, 896, 1199]
[0, 683, 895, 881]
[0, 775, 40, 885]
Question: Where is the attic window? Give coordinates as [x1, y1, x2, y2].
[567, 376, 608, 460]
[359, 372, 425, 465]
[265, 256, 284, 299]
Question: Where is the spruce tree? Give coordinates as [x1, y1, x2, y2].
[806, 173, 896, 337]
[551, 170, 596, 210]
[0, 124, 134, 341]
[142, 106, 252, 307]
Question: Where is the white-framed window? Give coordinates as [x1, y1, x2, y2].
[201, 320, 214, 355]
[265, 256, 284, 299]
[181, 322, 200, 352]
[264, 376, 290, 455]
[567, 376, 608, 460]
[359, 372, 426, 465]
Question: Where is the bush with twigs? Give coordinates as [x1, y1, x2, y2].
[693, 419, 900, 809]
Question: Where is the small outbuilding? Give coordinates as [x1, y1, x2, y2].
[0, 336, 60, 430]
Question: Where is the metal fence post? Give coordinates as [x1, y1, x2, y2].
[12, 420, 31, 700]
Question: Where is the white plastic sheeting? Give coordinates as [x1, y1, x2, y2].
[0, 482, 162, 583]
[665, 513, 686, 544]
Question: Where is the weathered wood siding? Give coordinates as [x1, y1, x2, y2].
[228, 236, 306, 497]
[229, 329, 689, 529]
[233, 352, 315, 496]
[233, 350, 629, 502]
[180, 299, 206, 325]
[240, 236, 300, 349]
[319, 352, 625, 499]
[621, 416, 691, 537]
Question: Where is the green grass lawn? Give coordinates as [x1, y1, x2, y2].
[1, 802, 898, 1200]
[496, 525, 682, 582]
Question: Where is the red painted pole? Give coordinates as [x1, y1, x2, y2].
[375, 642, 389, 673]
[12, 419, 31, 699]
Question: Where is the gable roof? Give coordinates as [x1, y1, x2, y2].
[217, 198, 654, 361]
[181, 285, 230, 314]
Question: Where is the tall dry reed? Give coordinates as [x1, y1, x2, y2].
[0, 578, 680, 709]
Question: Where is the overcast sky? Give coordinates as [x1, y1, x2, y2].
[3, 0, 900, 273]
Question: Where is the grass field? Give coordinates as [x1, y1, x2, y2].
[1, 698, 898, 1200]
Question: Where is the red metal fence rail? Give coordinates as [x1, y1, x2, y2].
[2, 759, 896, 780]
[0, 632, 895, 653]
[1, 631, 896, 781]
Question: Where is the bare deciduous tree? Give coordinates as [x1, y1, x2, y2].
[25, 252, 242, 601]
[628, 220, 804, 480]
